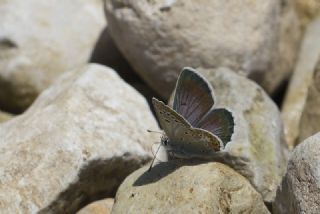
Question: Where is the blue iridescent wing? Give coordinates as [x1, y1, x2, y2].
[196, 108, 234, 146]
[173, 67, 215, 126]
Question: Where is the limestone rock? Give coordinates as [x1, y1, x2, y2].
[77, 198, 114, 214]
[0, 110, 13, 122]
[281, 17, 320, 148]
[105, 0, 301, 98]
[0, 0, 106, 112]
[273, 133, 320, 214]
[298, 58, 320, 142]
[168, 67, 287, 202]
[0, 64, 159, 213]
[112, 162, 270, 214]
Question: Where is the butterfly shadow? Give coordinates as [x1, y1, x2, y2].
[133, 158, 227, 186]
[133, 161, 179, 186]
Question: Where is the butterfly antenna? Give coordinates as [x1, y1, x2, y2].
[148, 143, 162, 172]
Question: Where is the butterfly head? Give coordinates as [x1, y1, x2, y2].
[160, 134, 169, 147]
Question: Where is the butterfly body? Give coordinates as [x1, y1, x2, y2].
[152, 68, 234, 159]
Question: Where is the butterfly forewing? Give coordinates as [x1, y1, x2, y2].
[152, 98, 222, 157]
[196, 108, 234, 146]
[173, 68, 215, 126]
[152, 97, 191, 140]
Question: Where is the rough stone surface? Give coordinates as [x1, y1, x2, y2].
[0, 110, 13, 122]
[298, 58, 320, 142]
[77, 198, 114, 214]
[168, 67, 287, 202]
[281, 17, 320, 148]
[273, 133, 320, 214]
[0, 64, 159, 214]
[0, 0, 106, 112]
[105, 0, 301, 98]
[112, 162, 270, 214]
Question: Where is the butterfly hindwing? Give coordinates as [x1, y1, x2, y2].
[171, 126, 222, 157]
[173, 67, 215, 126]
[196, 108, 234, 146]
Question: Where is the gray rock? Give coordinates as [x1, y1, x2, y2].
[0, 64, 159, 213]
[0, 0, 106, 112]
[273, 132, 320, 214]
[105, 0, 301, 98]
[281, 17, 320, 148]
[112, 162, 270, 214]
[168, 67, 287, 202]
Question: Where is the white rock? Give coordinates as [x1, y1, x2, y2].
[281, 17, 320, 148]
[169, 67, 287, 202]
[0, 0, 106, 112]
[105, 0, 301, 98]
[0, 64, 159, 213]
[112, 162, 270, 214]
[273, 132, 320, 214]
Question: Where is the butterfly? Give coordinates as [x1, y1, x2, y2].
[152, 67, 234, 160]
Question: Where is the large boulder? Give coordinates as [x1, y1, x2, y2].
[273, 133, 320, 214]
[281, 17, 320, 148]
[0, 0, 106, 112]
[0, 64, 159, 213]
[105, 0, 301, 98]
[112, 162, 270, 214]
[168, 67, 287, 202]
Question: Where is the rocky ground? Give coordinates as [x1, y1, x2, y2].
[0, 0, 320, 214]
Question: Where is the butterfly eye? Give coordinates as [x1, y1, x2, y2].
[163, 139, 168, 146]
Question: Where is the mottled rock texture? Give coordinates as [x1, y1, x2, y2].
[273, 133, 320, 214]
[112, 162, 270, 214]
[0, 64, 158, 213]
[105, 0, 301, 98]
[0, 0, 105, 112]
